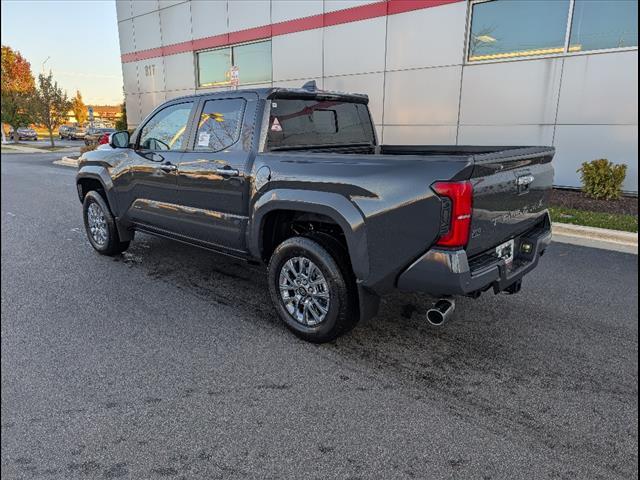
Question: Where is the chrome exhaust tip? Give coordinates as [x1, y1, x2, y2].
[426, 298, 456, 326]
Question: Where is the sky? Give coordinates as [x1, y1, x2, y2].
[1, 0, 124, 105]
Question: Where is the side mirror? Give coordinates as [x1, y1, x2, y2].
[110, 130, 130, 148]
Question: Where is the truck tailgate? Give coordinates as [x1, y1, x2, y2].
[466, 147, 554, 257]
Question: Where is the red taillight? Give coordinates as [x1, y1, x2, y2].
[432, 180, 473, 248]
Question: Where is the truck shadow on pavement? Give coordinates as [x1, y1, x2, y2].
[108, 233, 637, 479]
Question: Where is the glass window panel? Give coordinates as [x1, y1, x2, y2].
[266, 99, 375, 150]
[139, 102, 193, 151]
[468, 0, 571, 62]
[198, 48, 232, 87]
[232, 41, 272, 85]
[570, 0, 638, 52]
[194, 99, 245, 151]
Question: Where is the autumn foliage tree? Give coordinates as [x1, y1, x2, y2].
[32, 72, 71, 147]
[1, 45, 36, 142]
[71, 90, 88, 126]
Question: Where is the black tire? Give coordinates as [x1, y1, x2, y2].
[82, 190, 130, 256]
[268, 236, 358, 343]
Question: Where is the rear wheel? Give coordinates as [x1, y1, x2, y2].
[268, 236, 358, 343]
[82, 190, 130, 255]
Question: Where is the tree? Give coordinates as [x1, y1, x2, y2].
[32, 71, 71, 147]
[1, 45, 36, 143]
[71, 90, 87, 126]
[115, 102, 127, 131]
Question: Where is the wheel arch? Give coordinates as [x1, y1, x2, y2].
[249, 189, 369, 281]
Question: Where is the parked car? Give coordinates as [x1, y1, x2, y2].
[59, 125, 73, 139]
[12, 127, 38, 141]
[85, 128, 116, 145]
[98, 132, 112, 145]
[69, 126, 87, 140]
[76, 85, 554, 343]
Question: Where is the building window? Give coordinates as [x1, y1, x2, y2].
[569, 0, 638, 52]
[194, 99, 245, 151]
[468, 0, 571, 62]
[197, 40, 272, 88]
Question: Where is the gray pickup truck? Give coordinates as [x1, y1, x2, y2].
[76, 83, 554, 343]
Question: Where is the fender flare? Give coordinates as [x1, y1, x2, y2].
[76, 166, 115, 207]
[249, 189, 369, 281]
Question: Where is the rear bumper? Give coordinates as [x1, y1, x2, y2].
[396, 219, 552, 296]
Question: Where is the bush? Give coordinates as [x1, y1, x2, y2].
[79, 143, 96, 155]
[577, 159, 627, 200]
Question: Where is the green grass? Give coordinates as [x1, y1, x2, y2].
[549, 206, 638, 233]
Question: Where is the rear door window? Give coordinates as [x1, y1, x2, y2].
[266, 99, 374, 150]
[193, 98, 246, 152]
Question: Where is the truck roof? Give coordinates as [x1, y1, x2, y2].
[168, 83, 369, 104]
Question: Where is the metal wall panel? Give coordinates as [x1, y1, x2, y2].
[324, 18, 386, 76]
[460, 58, 563, 125]
[117, 19, 136, 54]
[191, 0, 228, 39]
[273, 30, 323, 81]
[324, 73, 384, 124]
[386, 2, 466, 71]
[125, 93, 142, 127]
[115, 0, 132, 22]
[273, 77, 324, 89]
[158, 0, 185, 8]
[137, 58, 166, 93]
[457, 125, 555, 146]
[160, 2, 192, 46]
[383, 125, 458, 145]
[133, 11, 162, 51]
[228, 0, 270, 32]
[324, 0, 379, 13]
[384, 66, 462, 125]
[163, 53, 195, 91]
[165, 89, 196, 100]
[131, 0, 158, 17]
[553, 124, 638, 191]
[121, 61, 139, 94]
[272, 0, 323, 23]
[557, 51, 638, 125]
[140, 91, 167, 121]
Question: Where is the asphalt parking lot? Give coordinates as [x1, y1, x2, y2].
[1, 153, 638, 479]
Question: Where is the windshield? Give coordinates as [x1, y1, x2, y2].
[266, 98, 374, 150]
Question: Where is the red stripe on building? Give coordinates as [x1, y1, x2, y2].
[121, 0, 463, 63]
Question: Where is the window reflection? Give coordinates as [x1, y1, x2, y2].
[570, 0, 638, 52]
[468, 0, 571, 61]
[194, 99, 245, 151]
[197, 40, 272, 87]
[139, 102, 193, 151]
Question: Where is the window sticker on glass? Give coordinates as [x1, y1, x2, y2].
[198, 131, 211, 147]
[271, 117, 282, 132]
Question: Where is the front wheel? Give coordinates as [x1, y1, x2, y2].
[267, 236, 358, 343]
[82, 190, 130, 255]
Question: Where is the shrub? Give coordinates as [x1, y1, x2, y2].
[577, 159, 627, 200]
[79, 143, 96, 155]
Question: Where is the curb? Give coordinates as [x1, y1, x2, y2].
[53, 156, 79, 168]
[552, 222, 638, 255]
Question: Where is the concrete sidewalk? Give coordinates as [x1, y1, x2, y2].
[552, 222, 638, 254]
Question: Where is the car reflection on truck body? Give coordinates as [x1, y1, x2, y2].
[75, 83, 554, 343]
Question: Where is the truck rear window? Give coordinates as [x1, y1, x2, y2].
[266, 99, 374, 150]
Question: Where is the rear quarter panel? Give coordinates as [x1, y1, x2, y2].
[251, 153, 473, 292]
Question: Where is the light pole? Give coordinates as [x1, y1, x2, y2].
[41, 56, 50, 73]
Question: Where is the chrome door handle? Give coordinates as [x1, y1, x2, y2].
[159, 163, 177, 172]
[215, 167, 240, 177]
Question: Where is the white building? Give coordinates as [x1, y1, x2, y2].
[116, 0, 638, 191]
